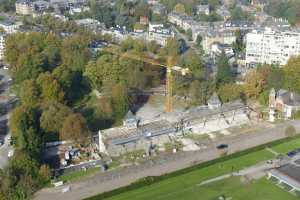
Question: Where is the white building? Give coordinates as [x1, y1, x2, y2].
[147, 23, 174, 46]
[245, 28, 300, 66]
[0, 34, 6, 61]
[0, 21, 20, 34]
[196, 5, 210, 16]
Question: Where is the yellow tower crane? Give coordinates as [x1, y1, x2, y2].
[102, 45, 189, 113]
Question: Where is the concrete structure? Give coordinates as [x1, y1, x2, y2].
[269, 88, 300, 119]
[207, 93, 221, 110]
[245, 28, 300, 66]
[98, 120, 176, 156]
[16, 0, 34, 15]
[123, 111, 139, 129]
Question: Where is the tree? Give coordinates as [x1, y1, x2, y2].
[111, 84, 129, 121]
[9, 106, 42, 159]
[216, 52, 232, 86]
[174, 3, 185, 13]
[19, 80, 40, 106]
[61, 34, 91, 72]
[60, 113, 89, 144]
[244, 69, 264, 98]
[283, 56, 300, 94]
[218, 83, 243, 103]
[164, 38, 180, 57]
[232, 29, 245, 53]
[180, 50, 204, 79]
[36, 72, 65, 103]
[285, 125, 296, 137]
[40, 102, 72, 134]
[196, 34, 202, 47]
[186, 28, 193, 41]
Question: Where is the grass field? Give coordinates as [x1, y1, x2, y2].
[96, 137, 300, 200]
[102, 149, 275, 200]
[272, 137, 300, 154]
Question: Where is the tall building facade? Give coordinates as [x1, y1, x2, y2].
[0, 34, 6, 61]
[246, 28, 300, 66]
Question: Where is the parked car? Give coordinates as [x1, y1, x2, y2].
[0, 138, 4, 146]
[216, 144, 228, 150]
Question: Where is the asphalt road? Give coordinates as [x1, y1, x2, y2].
[34, 120, 300, 200]
[0, 68, 15, 169]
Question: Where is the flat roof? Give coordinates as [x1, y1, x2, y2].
[102, 120, 176, 145]
[270, 163, 300, 190]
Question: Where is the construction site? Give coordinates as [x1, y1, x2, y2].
[97, 44, 257, 157]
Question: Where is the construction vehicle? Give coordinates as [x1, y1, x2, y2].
[102, 45, 189, 113]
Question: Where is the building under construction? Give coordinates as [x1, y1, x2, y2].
[98, 95, 251, 156]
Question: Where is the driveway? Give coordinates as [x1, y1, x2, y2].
[34, 120, 300, 200]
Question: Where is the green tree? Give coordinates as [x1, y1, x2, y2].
[174, 3, 186, 13]
[244, 69, 264, 98]
[36, 72, 65, 103]
[60, 113, 89, 144]
[196, 34, 202, 47]
[19, 80, 40, 106]
[283, 56, 300, 93]
[218, 83, 243, 103]
[61, 34, 91, 72]
[40, 102, 72, 134]
[186, 28, 193, 41]
[111, 84, 129, 121]
[216, 52, 232, 86]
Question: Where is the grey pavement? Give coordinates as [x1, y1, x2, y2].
[34, 120, 300, 200]
[0, 68, 14, 169]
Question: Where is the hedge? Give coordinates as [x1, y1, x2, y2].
[85, 134, 300, 200]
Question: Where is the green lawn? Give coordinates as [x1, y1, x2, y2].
[102, 149, 275, 200]
[272, 137, 300, 154]
[104, 173, 298, 200]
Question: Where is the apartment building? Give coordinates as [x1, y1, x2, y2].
[147, 23, 174, 46]
[245, 28, 300, 66]
[16, 0, 34, 15]
[0, 34, 6, 61]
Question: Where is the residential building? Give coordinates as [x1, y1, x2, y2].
[147, 23, 174, 46]
[211, 42, 234, 57]
[216, 6, 231, 21]
[151, 3, 166, 16]
[168, 12, 192, 30]
[269, 88, 300, 119]
[202, 30, 236, 54]
[0, 21, 20, 34]
[69, 6, 90, 15]
[196, 5, 210, 16]
[0, 34, 6, 61]
[33, 0, 50, 12]
[245, 28, 300, 66]
[16, 0, 34, 15]
[74, 18, 104, 32]
[140, 16, 149, 25]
